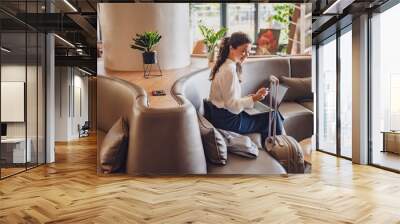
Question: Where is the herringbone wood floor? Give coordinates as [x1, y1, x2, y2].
[1, 135, 400, 223]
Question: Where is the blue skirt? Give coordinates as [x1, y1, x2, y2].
[205, 102, 284, 142]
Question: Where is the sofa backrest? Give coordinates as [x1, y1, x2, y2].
[289, 56, 312, 78]
[172, 56, 311, 114]
[97, 75, 146, 134]
[240, 57, 291, 96]
[171, 68, 211, 115]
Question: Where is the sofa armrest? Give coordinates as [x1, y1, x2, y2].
[126, 97, 207, 175]
[279, 102, 313, 142]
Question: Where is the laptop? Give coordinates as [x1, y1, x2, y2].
[244, 84, 288, 116]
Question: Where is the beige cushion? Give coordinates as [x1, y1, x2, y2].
[299, 99, 314, 112]
[197, 113, 227, 165]
[100, 117, 129, 174]
[280, 76, 312, 102]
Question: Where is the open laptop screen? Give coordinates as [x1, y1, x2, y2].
[264, 84, 289, 107]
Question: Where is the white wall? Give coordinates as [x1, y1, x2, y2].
[1, 65, 36, 138]
[99, 3, 191, 71]
[55, 67, 89, 141]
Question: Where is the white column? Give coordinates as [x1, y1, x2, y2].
[99, 3, 191, 71]
[352, 14, 369, 164]
[46, 33, 55, 163]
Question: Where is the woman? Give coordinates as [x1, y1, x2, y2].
[206, 32, 284, 144]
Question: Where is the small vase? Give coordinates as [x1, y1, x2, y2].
[207, 49, 215, 63]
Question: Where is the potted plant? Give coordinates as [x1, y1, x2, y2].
[198, 24, 227, 63]
[131, 31, 162, 64]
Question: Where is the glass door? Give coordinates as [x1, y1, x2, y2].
[317, 35, 337, 154]
[339, 26, 352, 159]
[0, 1, 46, 179]
[1, 30, 28, 178]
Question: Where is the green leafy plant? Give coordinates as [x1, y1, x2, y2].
[267, 4, 295, 46]
[198, 24, 227, 55]
[131, 31, 162, 52]
[268, 4, 295, 25]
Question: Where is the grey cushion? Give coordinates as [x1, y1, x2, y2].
[218, 129, 259, 159]
[245, 133, 263, 149]
[197, 113, 228, 165]
[280, 76, 312, 102]
[99, 117, 129, 174]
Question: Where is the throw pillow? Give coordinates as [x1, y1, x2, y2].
[218, 129, 259, 159]
[279, 76, 313, 102]
[197, 113, 228, 165]
[100, 117, 129, 174]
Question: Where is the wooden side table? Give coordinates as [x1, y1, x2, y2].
[381, 131, 400, 154]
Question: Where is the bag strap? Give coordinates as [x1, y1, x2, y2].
[268, 76, 280, 145]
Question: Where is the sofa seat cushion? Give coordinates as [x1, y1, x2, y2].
[279, 102, 313, 142]
[207, 150, 286, 174]
[279, 102, 312, 119]
[244, 133, 262, 149]
[299, 100, 313, 112]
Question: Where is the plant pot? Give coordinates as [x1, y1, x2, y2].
[143, 51, 157, 64]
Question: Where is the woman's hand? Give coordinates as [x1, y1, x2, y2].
[251, 87, 269, 102]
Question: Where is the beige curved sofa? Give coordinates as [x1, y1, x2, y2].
[97, 56, 312, 175]
[97, 75, 207, 175]
[171, 56, 312, 174]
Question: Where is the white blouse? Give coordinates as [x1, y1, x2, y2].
[209, 58, 254, 114]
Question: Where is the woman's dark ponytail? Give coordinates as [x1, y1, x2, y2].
[209, 32, 251, 81]
[209, 37, 230, 80]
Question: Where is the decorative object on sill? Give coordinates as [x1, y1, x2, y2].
[192, 40, 207, 55]
[131, 31, 163, 79]
[151, 90, 166, 96]
[256, 28, 281, 55]
[381, 131, 400, 154]
[198, 24, 227, 63]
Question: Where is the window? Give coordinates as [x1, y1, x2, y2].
[190, 3, 221, 51]
[339, 28, 352, 158]
[370, 3, 400, 171]
[189, 3, 311, 56]
[317, 36, 337, 155]
[258, 3, 312, 55]
[227, 4, 255, 42]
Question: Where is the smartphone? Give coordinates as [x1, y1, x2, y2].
[152, 90, 166, 96]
